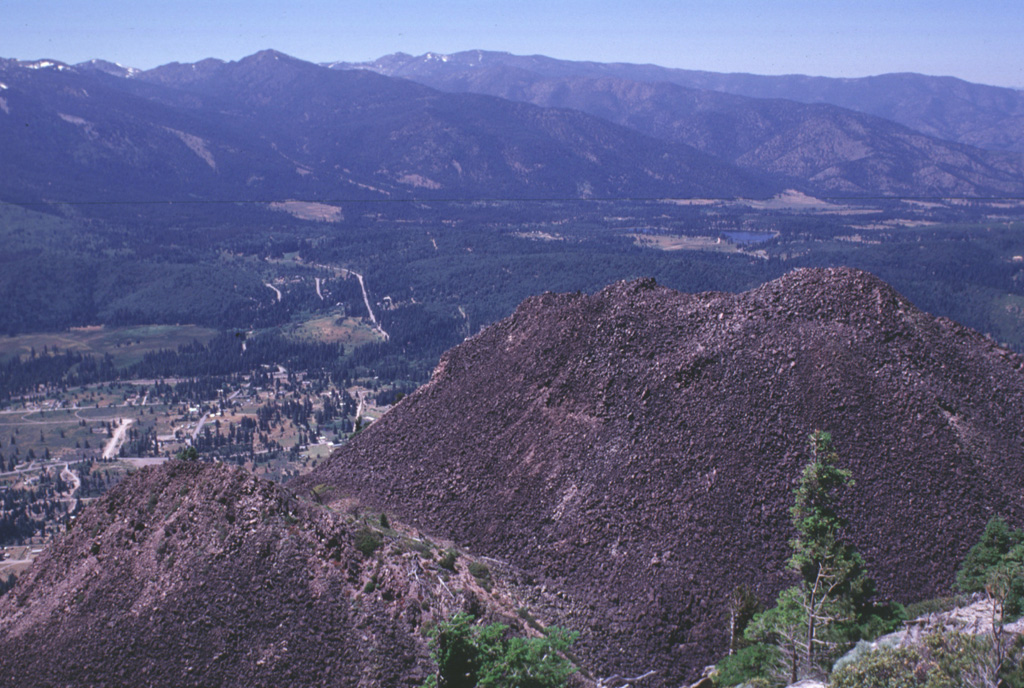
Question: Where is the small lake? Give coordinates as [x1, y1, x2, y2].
[723, 231, 778, 245]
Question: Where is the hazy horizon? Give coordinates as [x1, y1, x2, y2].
[4, 0, 1023, 89]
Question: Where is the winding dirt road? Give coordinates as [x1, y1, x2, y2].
[342, 269, 389, 341]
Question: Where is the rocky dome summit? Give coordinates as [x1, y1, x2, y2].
[302, 267, 1024, 685]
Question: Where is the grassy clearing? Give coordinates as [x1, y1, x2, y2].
[304, 444, 336, 459]
[286, 312, 384, 347]
[0, 324, 219, 366]
[741, 190, 842, 210]
[269, 201, 344, 223]
[631, 233, 741, 253]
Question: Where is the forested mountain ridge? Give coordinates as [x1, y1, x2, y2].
[332, 50, 1024, 154]
[300, 268, 1024, 686]
[0, 51, 775, 207]
[330, 52, 1024, 197]
[3, 49, 1024, 207]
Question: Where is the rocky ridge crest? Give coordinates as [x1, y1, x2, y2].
[0, 461, 567, 687]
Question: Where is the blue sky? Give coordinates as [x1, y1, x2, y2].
[4, 0, 1022, 87]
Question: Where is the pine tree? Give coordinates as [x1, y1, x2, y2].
[747, 431, 869, 682]
[423, 612, 577, 688]
[788, 431, 868, 677]
[956, 516, 1024, 594]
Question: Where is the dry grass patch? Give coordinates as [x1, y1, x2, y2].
[631, 233, 741, 253]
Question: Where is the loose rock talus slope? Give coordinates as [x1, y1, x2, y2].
[304, 267, 1024, 686]
[0, 461, 558, 687]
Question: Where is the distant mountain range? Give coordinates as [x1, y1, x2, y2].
[331, 50, 1024, 154]
[0, 49, 1022, 208]
[0, 51, 773, 207]
[329, 51, 1024, 197]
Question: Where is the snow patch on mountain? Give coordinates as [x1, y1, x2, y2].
[23, 60, 68, 71]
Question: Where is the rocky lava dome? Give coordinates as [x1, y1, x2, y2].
[303, 267, 1024, 686]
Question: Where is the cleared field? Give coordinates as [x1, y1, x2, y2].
[0, 324, 219, 366]
[269, 200, 344, 222]
[304, 444, 336, 460]
[631, 233, 741, 253]
[286, 312, 385, 347]
[0, 546, 40, 576]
